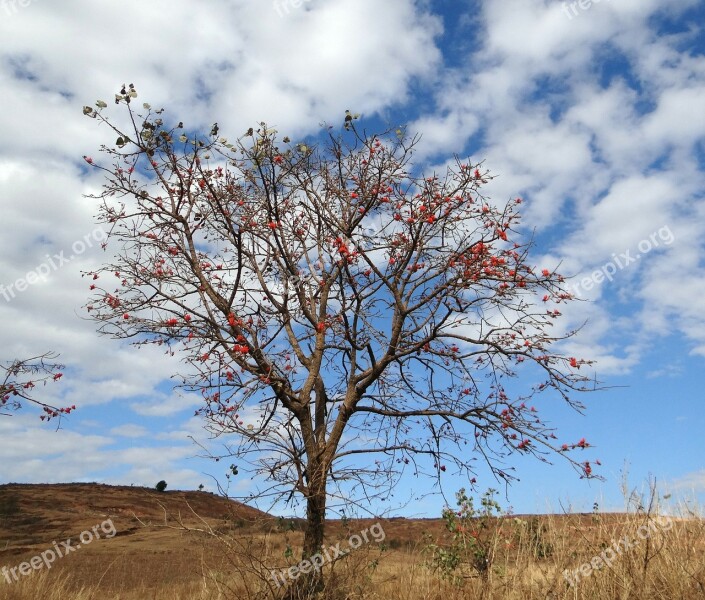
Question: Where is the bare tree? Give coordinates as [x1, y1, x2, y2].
[0, 353, 72, 421]
[82, 87, 598, 578]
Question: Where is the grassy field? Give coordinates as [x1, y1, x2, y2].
[0, 483, 703, 599]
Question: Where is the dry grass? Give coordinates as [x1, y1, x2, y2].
[1, 483, 704, 599]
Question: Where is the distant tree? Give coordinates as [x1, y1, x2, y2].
[0, 353, 73, 422]
[83, 87, 598, 590]
[198, 483, 204, 491]
[155, 480, 168, 492]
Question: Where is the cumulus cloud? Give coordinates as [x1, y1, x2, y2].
[1, 0, 703, 512]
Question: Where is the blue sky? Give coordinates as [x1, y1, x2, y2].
[0, 0, 704, 519]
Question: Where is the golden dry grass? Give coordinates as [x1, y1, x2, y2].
[1, 483, 704, 599]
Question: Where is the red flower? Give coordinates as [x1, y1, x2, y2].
[542, 269, 550, 276]
[316, 323, 326, 332]
[268, 221, 278, 229]
[165, 318, 179, 327]
[273, 155, 283, 164]
[53, 373, 63, 381]
[123, 313, 130, 320]
[184, 314, 191, 322]
[569, 357, 578, 368]
[83, 156, 93, 164]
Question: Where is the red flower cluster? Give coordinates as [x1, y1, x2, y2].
[560, 437, 590, 451]
[517, 439, 531, 450]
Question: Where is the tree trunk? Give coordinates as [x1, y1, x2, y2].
[303, 480, 327, 557]
[283, 472, 327, 598]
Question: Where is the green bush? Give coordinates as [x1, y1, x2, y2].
[425, 488, 505, 586]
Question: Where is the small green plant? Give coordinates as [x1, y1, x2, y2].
[526, 516, 554, 559]
[155, 480, 167, 492]
[592, 500, 601, 523]
[426, 488, 505, 586]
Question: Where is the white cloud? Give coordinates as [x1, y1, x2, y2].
[110, 424, 149, 438]
[130, 392, 202, 417]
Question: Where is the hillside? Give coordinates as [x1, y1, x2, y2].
[0, 482, 268, 548]
[0, 483, 702, 599]
[0, 483, 274, 592]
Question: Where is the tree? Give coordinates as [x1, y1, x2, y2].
[82, 86, 597, 582]
[0, 353, 73, 422]
[155, 480, 168, 492]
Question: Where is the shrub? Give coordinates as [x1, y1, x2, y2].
[155, 480, 167, 492]
[426, 488, 505, 586]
